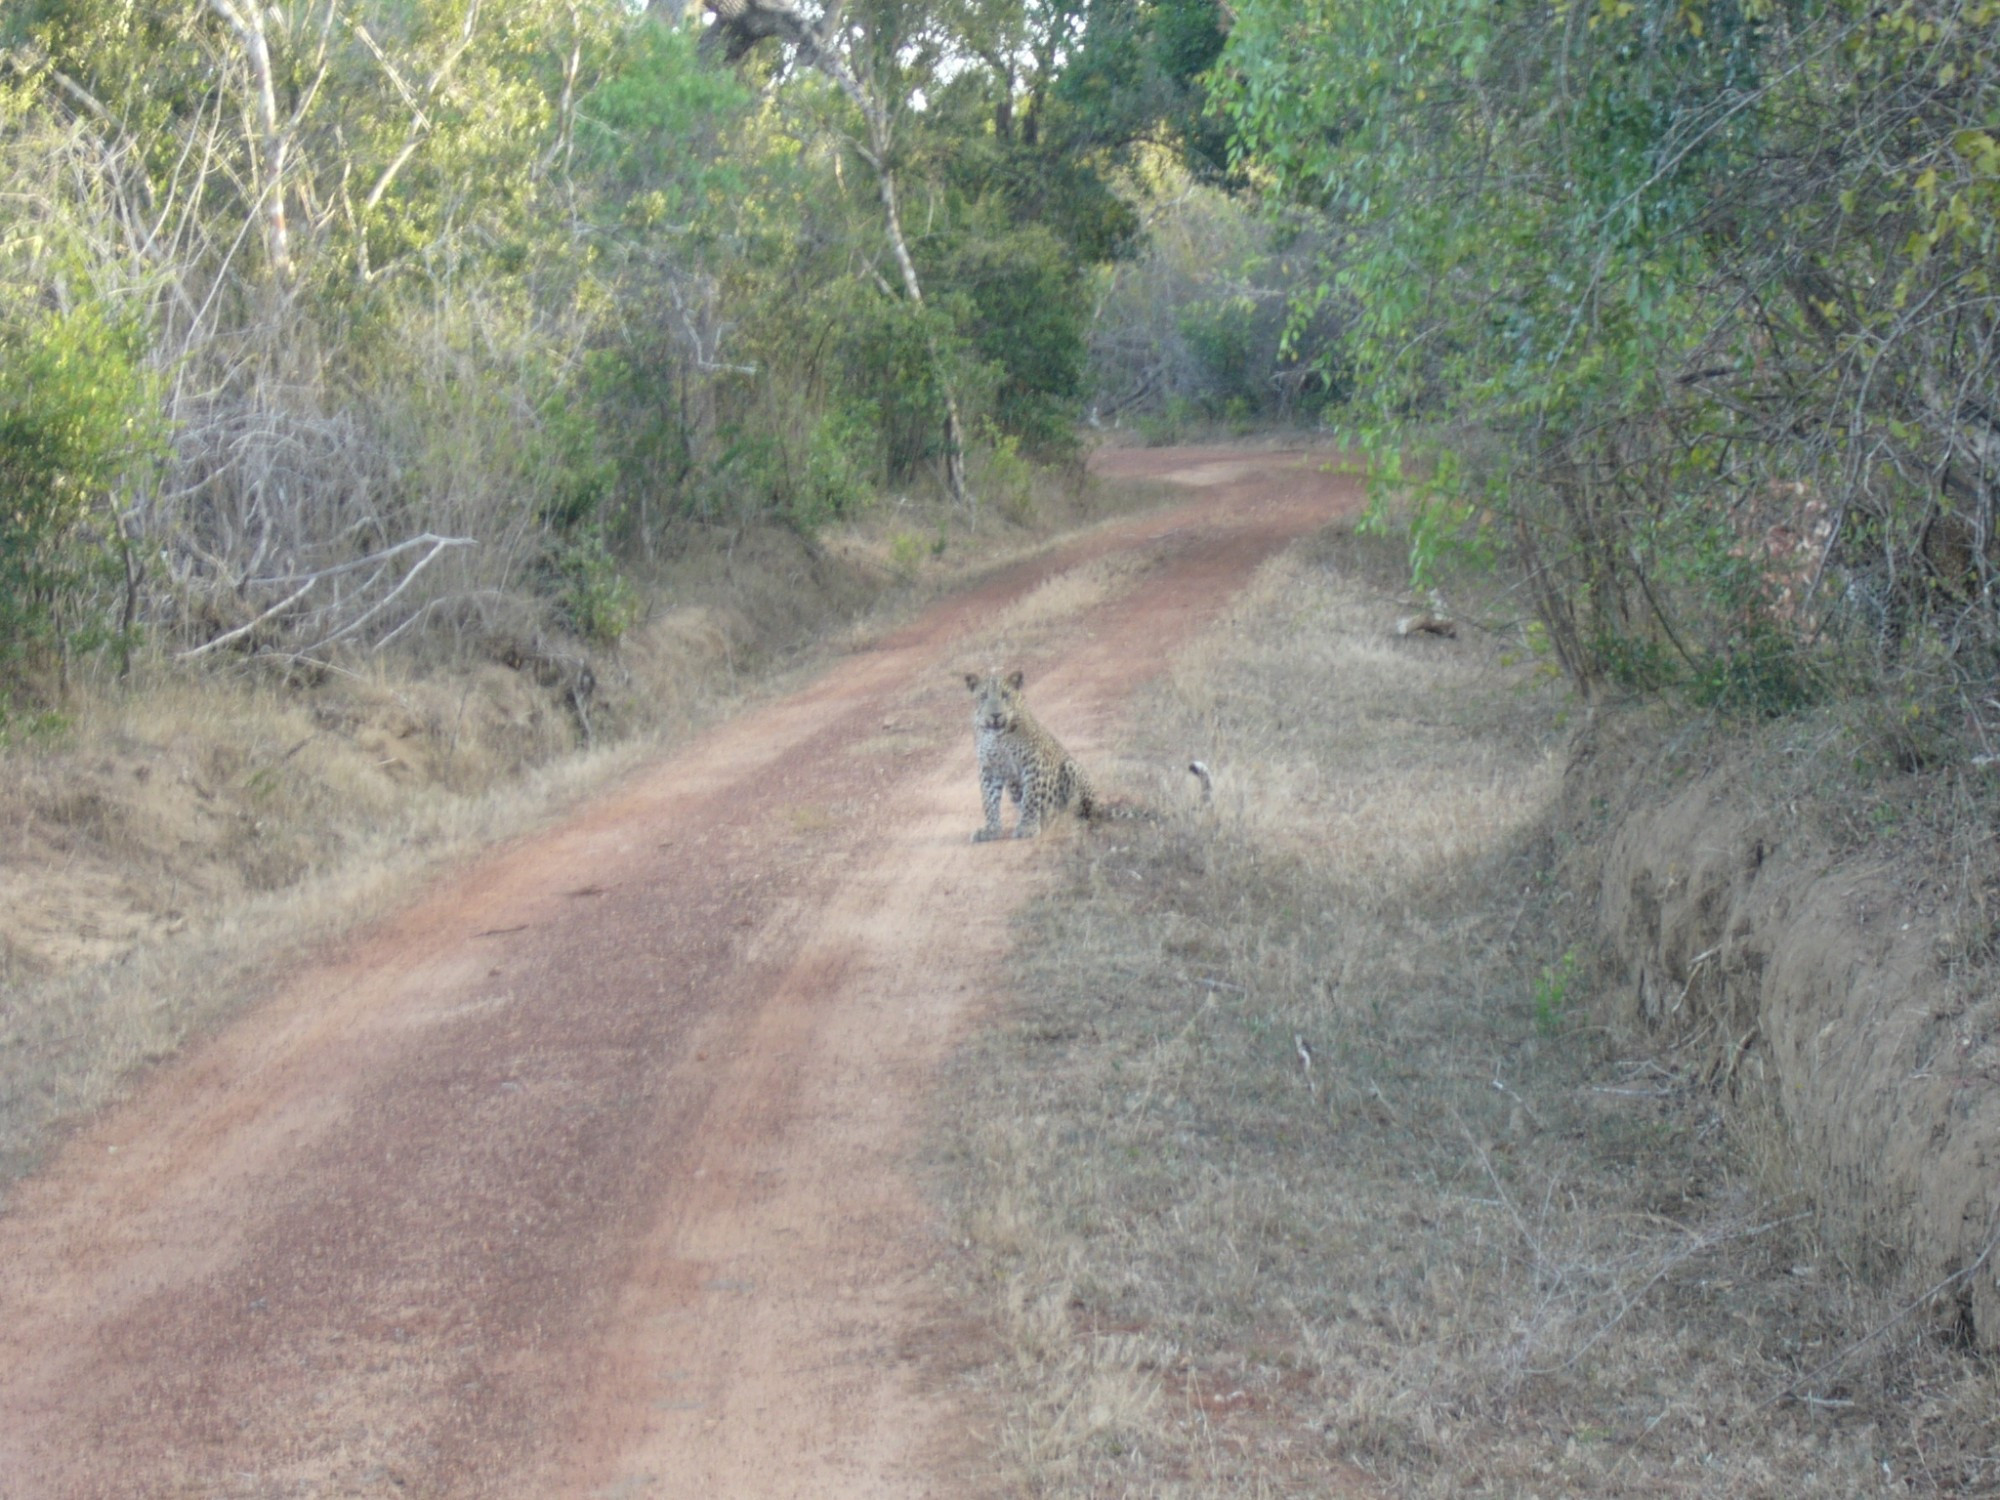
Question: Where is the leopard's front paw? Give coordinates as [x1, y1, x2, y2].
[973, 827, 1003, 843]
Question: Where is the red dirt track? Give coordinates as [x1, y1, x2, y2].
[0, 448, 1358, 1498]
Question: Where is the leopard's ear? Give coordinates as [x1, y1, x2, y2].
[1005, 669, 1025, 691]
[965, 672, 984, 692]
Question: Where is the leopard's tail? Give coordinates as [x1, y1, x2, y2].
[1075, 778, 1096, 820]
[1081, 796, 1156, 825]
[1069, 762, 1156, 825]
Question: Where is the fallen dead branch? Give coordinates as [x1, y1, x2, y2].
[176, 533, 477, 660]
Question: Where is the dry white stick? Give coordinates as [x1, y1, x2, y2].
[175, 577, 317, 659]
[303, 534, 475, 652]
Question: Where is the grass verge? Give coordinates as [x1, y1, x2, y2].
[0, 466, 1158, 1196]
[934, 523, 2000, 1495]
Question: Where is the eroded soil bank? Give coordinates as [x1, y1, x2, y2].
[1571, 710, 2000, 1350]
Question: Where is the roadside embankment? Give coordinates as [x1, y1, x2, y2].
[1570, 709, 2000, 1351]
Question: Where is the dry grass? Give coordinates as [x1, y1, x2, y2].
[971, 552, 1164, 663]
[934, 525, 2000, 1496]
[0, 471, 1162, 1197]
[0, 640, 734, 1191]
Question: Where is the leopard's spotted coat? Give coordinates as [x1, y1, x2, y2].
[964, 669, 1098, 841]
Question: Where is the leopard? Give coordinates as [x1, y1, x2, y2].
[964, 669, 1099, 841]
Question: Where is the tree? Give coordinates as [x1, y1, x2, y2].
[698, 0, 971, 503]
[1219, 0, 2000, 712]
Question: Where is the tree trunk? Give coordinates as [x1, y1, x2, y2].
[865, 119, 969, 507]
[206, 0, 293, 284]
[703, 0, 971, 506]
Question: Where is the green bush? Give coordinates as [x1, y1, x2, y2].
[544, 532, 638, 645]
[1177, 295, 1261, 412]
[1219, 0, 2000, 714]
[1534, 947, 1581, 1036]
[0, 296, 162, 691]
[974, 427, 1037, 525]
[941, 227, 1088, 451]
[798, 403, 880, 529]
[887, 530, 926, 579]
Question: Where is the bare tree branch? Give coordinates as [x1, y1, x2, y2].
[204, 0, 293, 283]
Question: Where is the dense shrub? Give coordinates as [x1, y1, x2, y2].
[1221, 0, 2000, 718]
[0, 295, 162, 685]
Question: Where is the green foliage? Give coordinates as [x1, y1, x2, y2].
[799, 404, 880, 529]
[1355, 448, 1495, 592]
[1052, 0, 1233, 176]
[936, 226, 1088, 451]
[531, 391, 638, 645]
[1685, 625, 1826, 718]
[1087, 175, 1338, 427]
[887, 529, 927, 579]
[1534, 948, 1581, 1036]
[816, 287, 956, 482]
[574, 22, 754, 213]
[0, 698, 72, 745]
[0, 0, 1228, 672]
[0, 294, 162, 687]
[1135, 395, 1197, 446]
[1176, 296, 1260, 408]
[1405, 498, 1492, 595]
[973, 425, 1038, 524]
[1219, 0, 2000, 721]
[534, 381, 619, 537]
[544, 532, 638, 645]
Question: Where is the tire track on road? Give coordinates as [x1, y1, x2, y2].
[0, 448, 1356, 1499]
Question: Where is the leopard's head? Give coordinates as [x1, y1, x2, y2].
[965, 669, 1026, 733]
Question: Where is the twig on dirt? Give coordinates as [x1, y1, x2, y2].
[298, 534, 475, 653]
[1529, 1210, 1811, 1379]
[1596, 1061, 1685, 1099]
[1715, 1024, 1762, 1089]
[1527, 1234, 1715, 1376]
[371, 589, 511, 650]
[1672, 946, 1721, 1015]
[178, 533, 477, 660]
[263, 654, 386, 687]
[242, 532, 470, 587]
[1603, 1399, 1685, 1483]
[1490, 1069, 1546, 1128]
[1664, 1018, 1718, 1057]
[238, 735, 316, 785]
[1368, 1081, 1403, 1125]
[1496, 882, 1537, 953]
[1617, 1059, 1680, 1081]
[1764, 1221, 2000, 1409]
[1456, 1111, 1540, 1254]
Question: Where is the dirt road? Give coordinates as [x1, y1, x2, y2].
[0, 448, 1358, 1498]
